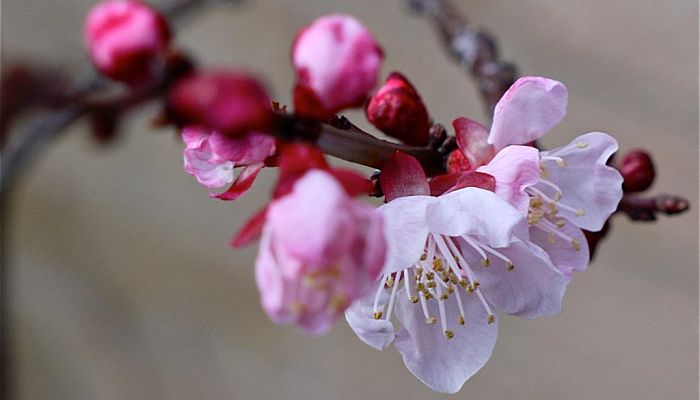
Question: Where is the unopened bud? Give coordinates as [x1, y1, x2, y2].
[619, 149, 655, 192]
[366, 72, 430, 146]
[84, 0, 171, 85]
[168, 71, 272, 137]
[292, 14, 383, 119]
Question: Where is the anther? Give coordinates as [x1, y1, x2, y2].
[444, 330, 455, 339]
[571, 239, 581, 251]
[427, 281, 437, 289]
[575, 208, 586, 217]
[410, 295, 419, 304]
[482, 258, 491, 267]
[440, 293, 449, 301]
[576, 141, 589, 149]
[373, 311, 383, 320]
[487, 314, 496, 324]
[457, 315, 465, 325]
[556, 219, 566, 228]
[426, 317, 437, 325]
[506, 261, 514, 271]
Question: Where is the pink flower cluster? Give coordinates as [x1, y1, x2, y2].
[84, 7, 625, 393]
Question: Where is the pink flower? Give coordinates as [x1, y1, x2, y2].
[181, 126, 274, 200]
[169, 71, 273, 137]
[292, 14, 383, 119]
[346, 153, 567, 393]
[453, 77, 623, 278]
[84, 0, 171, 85]
[256, 169, 386, 335]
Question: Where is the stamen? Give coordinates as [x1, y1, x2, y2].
[372, 274, 388, 315]
[536, 178, 564, 201]
[468, 239, 515, 271]
[384, 270, 402, 321]
[536, 218, 581, 250]
[461, 235, 490, 267]
[541, 155, 567, 167]
[404, 267, 419, 303]
[527, 186, 585, 217]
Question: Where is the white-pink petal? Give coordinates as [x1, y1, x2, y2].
[539, 132, 623, 231]
[488, 76, 568, 150]
[376, 195, 433, 274]
[426, 187, 529, 248]
[393, 288, 498, 394]
[477, 145, 540, 215]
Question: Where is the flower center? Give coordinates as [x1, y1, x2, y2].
[371, 234, 510, 339]
[526, 157, 584, 251]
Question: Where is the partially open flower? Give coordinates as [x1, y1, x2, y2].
[84, 0, 171, 85]
[169, 71, 272, 137]
[256, 169, 386, 335]
[181, 126, 274, 200]
[366, 72, 431, 146]
[292, 14, 383, 119]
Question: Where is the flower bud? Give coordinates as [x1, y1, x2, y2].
[84, 0, 171, 85]
[619, 149, 655, 192]
[366, 72, 430, 146]
[168, 71, 272, 137]
[292, 14, 383, 119]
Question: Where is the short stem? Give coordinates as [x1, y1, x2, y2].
[270, 112, 446, 176]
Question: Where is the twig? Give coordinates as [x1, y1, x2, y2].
[618, 193, 690, 221]
[0, 0, 237, 194]
[407, 0, 517, 115]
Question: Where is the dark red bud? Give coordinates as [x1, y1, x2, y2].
[619, 149, 655, 192]
[168, 71, 272, 137]
[366, 72, 430, 146]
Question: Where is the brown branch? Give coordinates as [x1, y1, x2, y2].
[407, 0, 517, 115]
[271, 113, 446, 175]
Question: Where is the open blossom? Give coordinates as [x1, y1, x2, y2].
[84, 0, 171, 85]
[346, 153, 567, 393]
[451, 76, 623, 278]
[181, 126, 274, 200]
[292, 14, 383, 119]
[256, 169, 385, 335]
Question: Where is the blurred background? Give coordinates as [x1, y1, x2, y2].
[2, 0, 698, 399]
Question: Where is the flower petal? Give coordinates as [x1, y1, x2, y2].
[477, 145, 540, 215]
[488, 77, 568, 150]
[393, 288, 498, 393]
[209, 130, 275, 166]
[539, 132, 623, 231]
[452, 117, 495, 169]
[529, 219, 590, 280]
[377, 196, 432, 274]
[380, 151, 430, 201]
[210, 162, 264, 201]
[182, 128, 235, 189]
[459, 238, 567, 318]
[345, 289, 395, 350]
[426, 187, 528, 247]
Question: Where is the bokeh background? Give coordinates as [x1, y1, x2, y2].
[2, 0, 698, 399]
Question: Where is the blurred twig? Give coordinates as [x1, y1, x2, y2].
[407, 0, 517, 115]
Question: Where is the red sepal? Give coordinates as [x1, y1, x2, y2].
[379, 151, 430, 201]
[230, 206, 268, 247]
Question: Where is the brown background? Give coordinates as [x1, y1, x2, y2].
[3, 0, 698, 399]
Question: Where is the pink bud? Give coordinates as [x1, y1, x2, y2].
[255, 170, 386, 335]
[619, 149, 655, 192]
[292, 14, 383, 119]
[84, 0, 171, 85]
[168, 71, 272, 137]
[366, 72, 431, 146]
